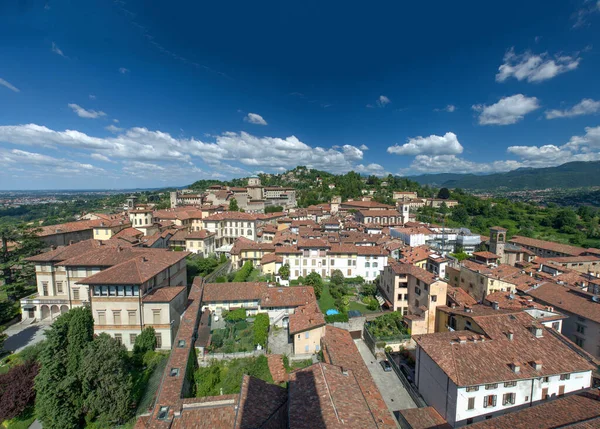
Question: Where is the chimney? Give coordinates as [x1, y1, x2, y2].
[507, 330, 514, 341]
[530, 326, 543, 338]
[69, 240, 74, 245]
[341, 367, 349, 376]
[532, 360, 542, 371]
[457, 336, 467, 344]
[511, 362, 521, 373]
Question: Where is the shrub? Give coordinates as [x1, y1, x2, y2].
[324, 313, 349, 323]
[253, 313, 269, 347]
[0, 360, 39, 421]
[134, 327, 157, 355]
[233, 261, 254, 282]
[225, 308, 247, 323]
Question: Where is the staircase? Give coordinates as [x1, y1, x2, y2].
[375, 293, 386, 306]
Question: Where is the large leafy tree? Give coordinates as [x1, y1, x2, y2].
[304, 272, 323, 299]
[0, 224, 43, 301]
[278, 264, 290, 281]
[80, 334, 133, 425]
[134, 326, 157, 355]
[229, 198, 239, 212]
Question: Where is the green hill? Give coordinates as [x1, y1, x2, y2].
[409, 161, 600, 191]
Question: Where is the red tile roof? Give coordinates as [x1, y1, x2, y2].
[36, 219, 105, 236]
[414, 312, 595, 386]
[288, 302, 325, 335]
[263, 286, 317, 308]
[202, 282, 267, 303]
[142, 286, 186, 302]
[25, 239, 117, 263]
[398, 407, 451, 429]
[509, 236, 586, 256]
[473, 251, 500, 260]
[526, 282, 600, 324]
[203, 211, 258, 221]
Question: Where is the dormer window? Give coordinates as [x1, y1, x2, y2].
[170, 368, 180, 377]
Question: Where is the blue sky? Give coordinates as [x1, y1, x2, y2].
[1, 0, 600, 190]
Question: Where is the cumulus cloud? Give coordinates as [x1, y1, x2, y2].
[473, 94, 540, 125]
[408, 155, 522, 174]
[105, 124, 124, 133]
[90, 153, 113, 163]
[119, 67, 130, 74]
[0, 149, 104, 174]
[244, 113, 268, 126]
[545, 99, 600, 119]
[354, 163, 388, 176]
[51, 42, 66, 57]
[359, 144, 369, 150]
[68, 104, 107, 119]
[564, 125, 600, 150]
[0, 124, 368, 174]
[387, 132, 463, 156]
[434, 104, 456, 112]
[0, 77, 19, 93]
[496, 48, 580, 83]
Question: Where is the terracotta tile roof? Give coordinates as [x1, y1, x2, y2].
[260, 253, 282, 265]
[357, 209, 402, 218]
[400, 245, 434, 264]
[288, 302, 325, 335]
[274, 245, 302, 255]
[321, 326, 397, 428]
[263, 286, 317, 308]
[113, 227, 144, 238]
[76, 250, 189, 285]
[230, 237, 275, 255]
[25, 239, 115, 263]
[235, 375, 288, 428]
[297, 238, 331, 248]
[509, 236, 586, 256]
[473, 251, 500, 260]
[536, 255, 600, 264]
[525, 282, 600, 324]
[59, 246, 148, 267]
[341, 200, 395, 209]
[484, 291, 545, 311]
[203, 282, 268, 303]
[389, 261, 440, 284]
[398, 407, 451, 429]
[288, 363, 379, 429]
[414, 312, 595, 386]
[203, 211, 258, 221]
[393, 226, 434, 235]
[468, 390, 600, 429]
[446, 285, 478, 306]
[36, 219, 105, 236]
[143, 285, 186, 302]
[170, 396, 238, 429]
[266, 355, 288, 384]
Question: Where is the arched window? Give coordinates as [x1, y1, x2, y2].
[373, 262, 378, 268]
[247, 229, 252, 235]
[365, 262, 370, 268]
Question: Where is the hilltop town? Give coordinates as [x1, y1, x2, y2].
[1, 170, 600, 428]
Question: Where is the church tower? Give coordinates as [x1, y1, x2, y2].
[489, 226, 507, 259]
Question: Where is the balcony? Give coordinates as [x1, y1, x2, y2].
[20, 293, 70, 306]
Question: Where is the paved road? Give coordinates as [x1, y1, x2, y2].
[354, 338, 417, 413]
[2, 321, 50, 354]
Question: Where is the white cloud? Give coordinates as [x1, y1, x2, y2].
[0, 149, 104, 174]
[377, 95, 391, 107]
[545, 99, 600, 119]
[119, 67, 130, 74]
[113, 119, 119, 123]
[0, 77, 19, 93]
[68, 103, 107, 119]
[89, 94, 96, 100]
[572, 1, 600, 28]
[564, 125, 600, 150]
[105, 124, 124, 133]
[354, 163, 388, 176]
[359, 144, 369, 150]
[473, 94, 540, 125]
[244, 113, 268, 126]
[51, 42, 66, 58]
[0, 124, 368, 174]
[387, 132, 463, 156]
[496, 48, 580, 83]
[90, 153, 113, 163]
[408, 155, 522, 174]
[434, 104, 456, 112]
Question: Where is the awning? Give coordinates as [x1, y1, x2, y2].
[22, 305, 35, 310]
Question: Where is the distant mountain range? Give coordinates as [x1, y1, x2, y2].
[408, 161, 600, 191]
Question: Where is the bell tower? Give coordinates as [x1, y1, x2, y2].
[489, 226, 507, 258]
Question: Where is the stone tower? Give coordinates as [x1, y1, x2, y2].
[489, 226, 507, 258]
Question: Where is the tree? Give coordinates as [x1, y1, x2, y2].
[437, 188, 450, 199]
[0, 360, 39, 421]
[361, 283, 377, 297]
[66, 307, 94, 376]
[225, 308, 246, 323]
[229, 198, 239, 212]
[552, 208, 578, 232]
[253, 313, 269, 347]
[134, 327, 157, 355]
[330, 269, 344, 286]
[304, 272, 323, 299]
[278, 264, 290, 280]
[80, 334, 133, 425]
[451, 205, 469, 225]
[265, 205, 284, 214]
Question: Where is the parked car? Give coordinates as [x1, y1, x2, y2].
[399, 363, 414, 382]
[380, 360, 392, 372]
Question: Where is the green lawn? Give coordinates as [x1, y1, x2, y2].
[317, 284, 336, 313]
[2, 407, 36, 429]
[348, 300, 381, 314]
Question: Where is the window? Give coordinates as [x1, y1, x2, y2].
[485, 383, 498, 390]
[558, 385, 565, 396]
[483, 395, 496, 408]
[560, 374, 570, 380]
[113, 311, 121, 325]
[502, 393, 515, 405]
[73, 288, 80, 300]
[170, 368, 180, 377]
[305, 331, 310, 339]
[467, 397, 475, 410]
[365, 262, 370, 268]
[42, 282, 48, 296]
[155, 333, 162, 349]
[542, 388, 549, 400]
[109, 286, 117, 296]
[98, 311, 106, 325]
[347, 269, 351, 276]
[153, 309, 161, 324]
[128, 311, 137, 325]
[114, 334, 122, 345]
[130, 334, 137, 344]
[504, 381, 516, 387]
[158, 406, 169, 420]
[56, 281, 63, 294]
[415, 287, 421, 296]
[542, 377, 549, 383]
[373, 262, 378, 268]
[575, 336, 585, 347]
[552, 322, 560, 330]
[431, 295, 437, 302]
[466, 386, 479, 392]
[576, 324, 585, 334]
[305, 344, 309, 352]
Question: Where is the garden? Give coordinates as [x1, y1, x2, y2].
[366, 312, 410, 340]
[208, 309, 269, 354]
[193, 355, 274, 396]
